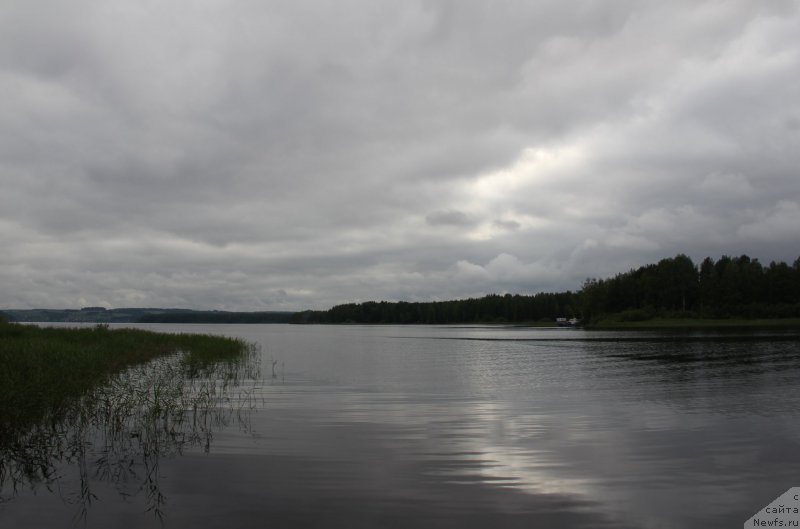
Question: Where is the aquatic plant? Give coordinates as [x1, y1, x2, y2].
[0, 322, 249, 431]
[0, 322, 262, 522]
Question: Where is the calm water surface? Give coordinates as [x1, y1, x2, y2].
[2, 324, 799, 528]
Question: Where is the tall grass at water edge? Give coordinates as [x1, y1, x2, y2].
[0, 320, 260, 521]
[0, 320, 252, 433]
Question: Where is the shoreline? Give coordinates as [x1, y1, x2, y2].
[585, 317, 800, 329]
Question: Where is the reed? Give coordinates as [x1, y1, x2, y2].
[0, 320, 260, 521]
[0, 321, 251, 434]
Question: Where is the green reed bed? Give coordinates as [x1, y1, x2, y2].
[1, 320, 261, 520]
[0, 321, 251, 433]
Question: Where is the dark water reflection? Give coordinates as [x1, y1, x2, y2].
[2, 324, 800, 528]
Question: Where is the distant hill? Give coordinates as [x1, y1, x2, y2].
[138, 310, 295, 324]
[0, 307, 295, 324]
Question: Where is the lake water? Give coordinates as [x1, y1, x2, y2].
[2, 324, 800, 528]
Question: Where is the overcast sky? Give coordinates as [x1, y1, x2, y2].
[2, 1, 799, 311]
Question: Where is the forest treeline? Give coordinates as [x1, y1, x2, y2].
[292, 291, 578, 325]
[292, 254, 800, 325]
[581, 254, 800, 322]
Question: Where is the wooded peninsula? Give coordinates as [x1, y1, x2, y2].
[292, 254, 800, 326]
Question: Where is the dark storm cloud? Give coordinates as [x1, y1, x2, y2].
[1, 1, 799, 310]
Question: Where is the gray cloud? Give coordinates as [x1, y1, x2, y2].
[425, 210, 474, 227]
[493, 219, 521, 232]
[1, 1, 799, 310]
